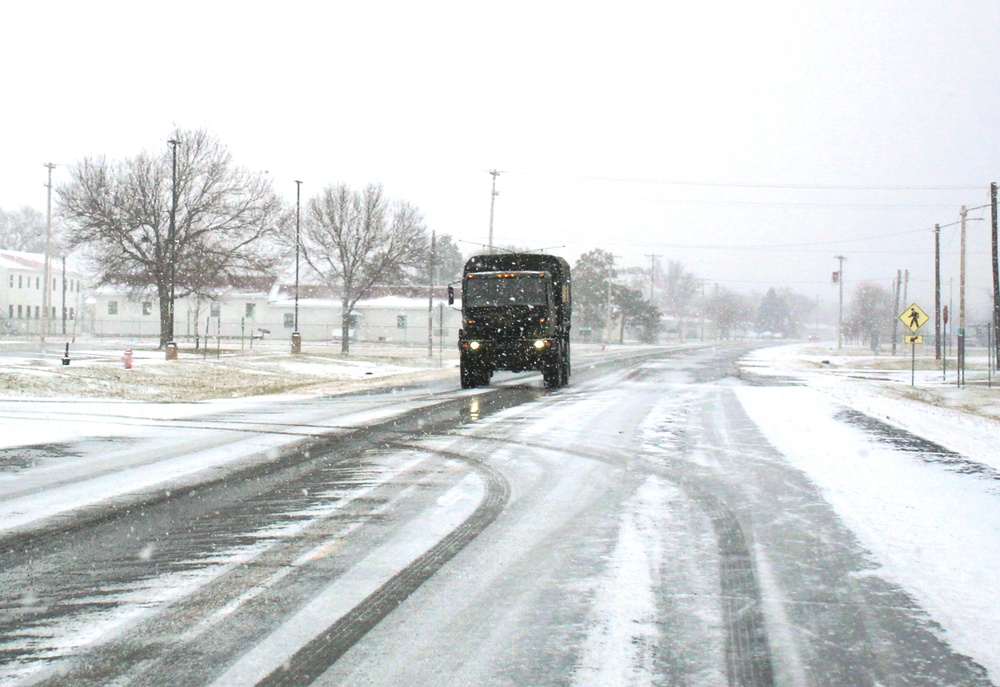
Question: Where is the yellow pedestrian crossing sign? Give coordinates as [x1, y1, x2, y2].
[899, 303, 929, 332]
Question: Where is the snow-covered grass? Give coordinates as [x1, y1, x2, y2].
[0, 338, 458, 401]
[738, 342, 1000, 681]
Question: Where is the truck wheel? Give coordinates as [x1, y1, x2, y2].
[542, 365, 561, 389]
[461, 363, 477, 389]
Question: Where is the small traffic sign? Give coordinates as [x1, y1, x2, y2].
[899, 303, 929, 333]
[905, 335, 923, 344]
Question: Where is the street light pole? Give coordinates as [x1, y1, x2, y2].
[935, 223, 941, 360]
[167, 139, 180, 354]
[959, 205, 967, 386]
[488, 170, 499, 254]
[292, 180, 303, 353]
[42, 163, 56, 343]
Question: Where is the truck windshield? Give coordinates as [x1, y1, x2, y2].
[465, 276, 548, 307]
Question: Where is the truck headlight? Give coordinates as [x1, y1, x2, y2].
[469, 341, 481, 350]
[533, 339, 546, 349]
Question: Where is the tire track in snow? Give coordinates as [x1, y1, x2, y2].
[469, 434, 775, 687]
[250, 447, 510, 687]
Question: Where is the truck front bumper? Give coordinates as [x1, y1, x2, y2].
[459, 338, 556, 371]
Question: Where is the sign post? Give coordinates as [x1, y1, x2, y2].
[899, 304, 929, 387]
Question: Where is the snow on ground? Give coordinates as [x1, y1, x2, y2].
[0, 339, 451, 402]
[7, 339, 997, 679]
[737, 342, 1000, 681]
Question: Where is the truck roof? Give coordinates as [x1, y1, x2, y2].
[464, 254, 570, 284]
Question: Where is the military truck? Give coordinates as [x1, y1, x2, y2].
[449, 253, 571, 389]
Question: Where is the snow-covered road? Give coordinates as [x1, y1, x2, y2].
[0, 343, 997, 686]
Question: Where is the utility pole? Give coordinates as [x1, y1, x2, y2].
[949, 277, 954, 361]
[488, 170, 499, 254]
[902, 269, 909, 314]
[645, 253, 661, 302]
[167, 139, 180, 353]
[42, 163, 56, 344]
[992, 183, 999, 371]
[959, 205, 967, 386]
[604, 254, 620, 345]
[700, 279, 706, 341]
[892, 269, 901, 356]
[428, 230, 435, 358]
[900, 269, 909, 355]
[935, 223, 942, 360]
[834, 255, 846, 349]
[292, 179, 302, 354]
[714, 283, 720, 340]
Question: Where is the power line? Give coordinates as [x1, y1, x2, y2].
[504, 170, 987, 192]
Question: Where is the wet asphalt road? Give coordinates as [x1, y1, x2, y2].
[0, 345, 994, 686]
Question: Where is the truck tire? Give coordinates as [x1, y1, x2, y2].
[543, 364, 561, 389]
[460, 361, 477, 389]
[461, 358, 491, 389]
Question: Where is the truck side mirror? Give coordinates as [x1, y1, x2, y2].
[448, 285, 455, 306]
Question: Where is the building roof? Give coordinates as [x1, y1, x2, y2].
[0, 250, 87, 277]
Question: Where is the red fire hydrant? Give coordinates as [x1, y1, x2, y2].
[123, 349, 133, 370]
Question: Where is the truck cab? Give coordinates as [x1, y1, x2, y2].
[452, 254, 571, 389]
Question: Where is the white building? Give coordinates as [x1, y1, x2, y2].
[85, 284, 464, 347]
[0, 250, 87, 335]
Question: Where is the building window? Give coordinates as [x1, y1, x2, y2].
[51, 307, 56, 319]
[245, 303, 255, 318]
[18, 275, 22, 288]
[108, 301, 118, 316]
[36, 277, 40, 289]
[17, 305, 22, 318]
[397, 315, 407, 329]
[142, 302, 152, 316]
[8, 305, 12, 318]
[284, 313, 295, 329]
[35, 306, 40, 319]
[69, 307, 75, 320]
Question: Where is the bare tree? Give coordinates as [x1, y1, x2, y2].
[844, 281, 894, 349]
[707, 286, 750, 339]
[58, 129, 281, 347]
[662, 260, 698, 341]
[0, 206, 49, 253]
[299, 183, 427, 354]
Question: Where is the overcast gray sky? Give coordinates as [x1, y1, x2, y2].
[3, 0, 999, 317]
